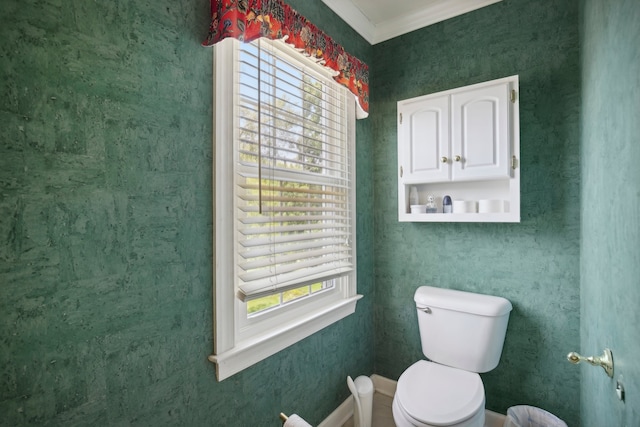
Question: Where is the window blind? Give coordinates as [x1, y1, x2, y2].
[235, 39, 354, 302]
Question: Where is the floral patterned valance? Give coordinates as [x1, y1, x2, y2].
[203, 0, 369, 119]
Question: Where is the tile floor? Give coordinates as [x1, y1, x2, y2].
[339, 393, 506, 427]
[341, 392, 395, 427]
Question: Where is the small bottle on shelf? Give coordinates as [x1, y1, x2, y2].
[443, 195, 452, 213]
[425, 194, 437, 213]
[409, 186, 419, 206]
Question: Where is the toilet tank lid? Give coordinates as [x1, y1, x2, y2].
[414, 286, 512, 316]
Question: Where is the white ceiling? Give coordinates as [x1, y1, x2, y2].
[320, 0, 502, 45]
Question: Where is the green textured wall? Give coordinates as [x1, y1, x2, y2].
[371, 0, 581, 425]
[581, 1, 640, 425]
[9, 0, 638, 426]
[0, 0, 374, 425]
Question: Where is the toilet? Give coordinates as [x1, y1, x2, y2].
[392, 286, 512, 427]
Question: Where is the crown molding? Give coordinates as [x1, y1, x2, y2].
[322, 0, 502, 45]
[321, 0, 376, 44]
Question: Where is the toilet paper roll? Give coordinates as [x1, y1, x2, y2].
[464, 200, 478, 213]
[452, 200, 467, 213]
[478, 199, 504, 213]
[410, 204, 426, 214]
[452, 200, 477, 213]
[284, 414, 312, 427]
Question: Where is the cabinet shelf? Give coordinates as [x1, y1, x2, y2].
[397, 75, 520, 223]
[399, 212, 519, 223]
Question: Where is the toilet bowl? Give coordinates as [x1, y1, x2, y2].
[392, 361, 485, 427]
[392, 286, 512, 427]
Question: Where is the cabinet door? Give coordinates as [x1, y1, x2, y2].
[451, 82, 511, 180]
[398, 94, 450, 183]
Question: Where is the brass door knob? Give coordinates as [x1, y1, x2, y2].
[441, 156, 448, 163]
[454, 155, 462, 162]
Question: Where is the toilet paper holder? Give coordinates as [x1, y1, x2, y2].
[567, 348, 613, 377]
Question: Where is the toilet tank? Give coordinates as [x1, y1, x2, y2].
[414, 286, 512, 373]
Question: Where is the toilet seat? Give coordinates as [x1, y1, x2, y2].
[394, 360, 485, 427]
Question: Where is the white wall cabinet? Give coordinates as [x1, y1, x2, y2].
[398, 75, 520, 222]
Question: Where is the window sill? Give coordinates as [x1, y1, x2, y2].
[209, 295, 362, 381]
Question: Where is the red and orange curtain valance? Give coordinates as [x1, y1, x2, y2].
[202, 0, 369, 118]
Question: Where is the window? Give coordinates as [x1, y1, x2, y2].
[210, 37, 360, 381]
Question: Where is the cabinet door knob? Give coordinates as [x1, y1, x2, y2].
[454, 155, 462, 162]
[441, 156, 448, 163]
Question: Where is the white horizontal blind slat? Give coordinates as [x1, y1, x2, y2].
[239, 238, 348, 259]
[238, 194, 347, 206]
[238, 100, 346, 145]
[238, 136, 348, 162]
[237, 266, 353, 301]
[239, 53, 345, 107]
[238, 231, 350, 248]
[240, 256, 351, 291]
[238, 101, 346, 136]
[235, 38, 353, 302]
[240, 215, 349, 225]
[237, 152, 348, 176]
[239, 247, 349, 281]
[239, 134, 347, 159]
[239, 222, 349, 236]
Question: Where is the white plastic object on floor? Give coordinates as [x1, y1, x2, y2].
[347, 375, 374, 427]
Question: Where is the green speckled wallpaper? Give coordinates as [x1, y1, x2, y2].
[0, 0, 373, 425]
[581, 1, 640, 426]
[371, 0, 581, 425]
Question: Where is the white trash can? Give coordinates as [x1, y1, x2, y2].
[504, 406, 568, 427]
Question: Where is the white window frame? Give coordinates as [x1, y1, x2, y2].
[209, 38, 361, 381]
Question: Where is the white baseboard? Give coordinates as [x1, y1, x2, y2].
[318, 374, 506, 427]
[370, 374, 397, 398]
[317, 394, 354, 427]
